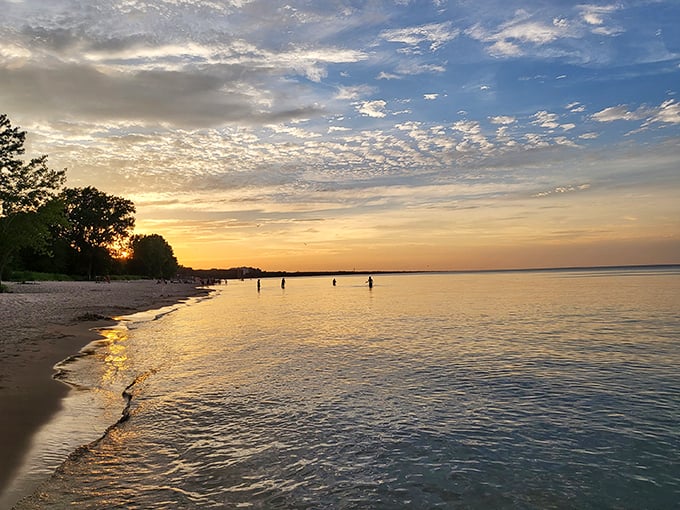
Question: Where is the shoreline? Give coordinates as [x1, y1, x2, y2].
[0, 280, 212, 504]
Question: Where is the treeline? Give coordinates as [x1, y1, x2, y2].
[0, 114, 179, 284]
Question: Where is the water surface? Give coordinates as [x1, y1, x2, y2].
[11, 270, 680, 508]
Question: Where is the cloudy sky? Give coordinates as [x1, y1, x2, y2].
[2, 0, 679, 271]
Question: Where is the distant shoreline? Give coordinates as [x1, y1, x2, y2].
[218, 263, 680, 279]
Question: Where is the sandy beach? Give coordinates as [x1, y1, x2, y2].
[0, 280, 211, 499]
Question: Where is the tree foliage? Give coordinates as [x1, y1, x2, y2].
[129, 234, 179, 279]
[0, 114, 66, 283]
[60, 186, 136, 279]
[1, 114, 187, 282]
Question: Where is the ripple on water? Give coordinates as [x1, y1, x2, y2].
[13, 272, 680, 509]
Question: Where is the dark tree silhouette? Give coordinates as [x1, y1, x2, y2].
[0, 114, 66, 285]
[60, 186, 135, 280]
[129, 234, 179, 279]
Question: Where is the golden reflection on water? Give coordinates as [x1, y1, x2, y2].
[98, 328, 129, 384]
[7, 272, 678, 509]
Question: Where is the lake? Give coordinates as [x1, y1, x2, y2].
[10, 269, 680, 508]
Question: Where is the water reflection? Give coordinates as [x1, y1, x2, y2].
[10, 272, 680, 509]
[99, 328, 129, 384]
[0, 324, 133, 509]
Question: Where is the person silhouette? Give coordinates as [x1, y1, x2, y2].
[257, 279, 261, 292]
[281, 277, 286, 289]
[332, 278, 336, 286]
[367, 276, 373, 289]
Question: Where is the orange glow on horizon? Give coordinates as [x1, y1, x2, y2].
[130, 158, 680, 273]
[170, 236, 680, 272]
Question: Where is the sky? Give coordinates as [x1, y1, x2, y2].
[1, 0, 679, 272]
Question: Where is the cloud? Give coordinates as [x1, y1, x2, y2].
[0, 42, 32, 66]
[464, 4, 630, 63]
[532, 183, 590, 198]
[451, 120, 481, 135]
[554, 136, 579, 147]
[487, 39, 522, 56]
[336, 85, 377, 100]
[380, 21, 459, 53]
[357, 100, 387, 118]
[268, 124, 322, 139]
[523, 133, 550, 149]
[592, 105, 640, 122]
[490, 116, 516, 125]
[646, 99, 680, 125]
[590, 102, 675, 124]
[451, 120, 493, 152]
[578, 4, 620, 27]
[393, 61, 447, 76]
[467, 13, 572, 57]
[0, 17, 372, 125]
[0, 63, 321, 128]
[566, 102, 586, 113]
[376, 71, 402, 80]
[591, 25, 624, 36]
[532, 111, 560, 129]
[576, 4, 625, 37]
[503, 19, 569, 45]
[2, 0, 679, 272]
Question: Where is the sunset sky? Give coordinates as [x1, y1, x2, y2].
[2, 0, 679, 271]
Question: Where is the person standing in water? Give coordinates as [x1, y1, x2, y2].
[367, 276, 373, 289]
[281, 277, 286, 289]
[257, 279, 261, 292]
[332, 278, 336, 286]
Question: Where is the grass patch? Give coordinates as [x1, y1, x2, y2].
[9, 271, 76, 282]
[7, 271, 155, 282]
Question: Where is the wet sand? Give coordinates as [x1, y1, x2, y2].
[0, 280, 211, 500]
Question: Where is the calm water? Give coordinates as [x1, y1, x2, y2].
[8, 270, 680, 509]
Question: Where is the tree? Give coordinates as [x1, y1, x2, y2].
[0, 114, 66, 285]
[60, 186, 135, 279]
[129, 234, 179, 279]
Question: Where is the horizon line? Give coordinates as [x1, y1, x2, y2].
[189, 263, 680, 276]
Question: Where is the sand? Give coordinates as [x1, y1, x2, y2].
[0, 280, 211, 499]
